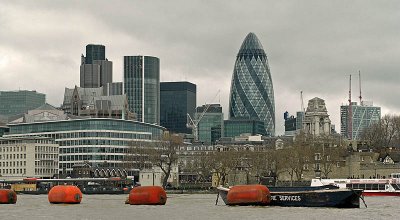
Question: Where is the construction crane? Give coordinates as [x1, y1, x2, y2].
[348, 74, 352, 140]
[187, 90, 220, 142]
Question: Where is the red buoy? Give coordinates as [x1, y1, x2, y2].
[128, 186, 167, 205]
[226, 185, 271, 206]
[48, 185, 82, 204]
[0, 189, 17, 204]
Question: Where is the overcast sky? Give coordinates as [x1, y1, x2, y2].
[1, 0, 399, 135]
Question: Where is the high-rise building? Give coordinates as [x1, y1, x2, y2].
[340, 101, 381, 140]
[124, 56, 160, 124]
[228, 32, 275, 136]
[0, 90, 46, 117]
[196, 104, 223, 144]
[160, 81, 196, 134]
[103, 82, 124, 96]
[284, 111, 304, 136]
[85, 44, 105, 64]
[80, 44, 112, 88]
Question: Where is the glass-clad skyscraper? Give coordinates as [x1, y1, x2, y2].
[228, 32, 275, 136]
[160, 82, 196, 134]
[124, 56, 160, 124]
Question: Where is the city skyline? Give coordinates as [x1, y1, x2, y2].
[1, 1, 400, 135]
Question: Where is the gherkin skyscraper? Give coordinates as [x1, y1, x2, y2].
[229, 32, 275, 136]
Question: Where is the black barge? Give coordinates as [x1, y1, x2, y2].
[217, 186, 363, 208]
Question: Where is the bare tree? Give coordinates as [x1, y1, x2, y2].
[142, 134, 182, 188]
[362, 114, 400, 151]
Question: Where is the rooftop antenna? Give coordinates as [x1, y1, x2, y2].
[348, 74, 352, 140]
[358, 70, 362, 105]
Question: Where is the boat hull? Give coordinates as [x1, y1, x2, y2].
[362, 191, 400, 197]
[217, 187, 362, 208]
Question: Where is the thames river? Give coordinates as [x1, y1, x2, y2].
[0, 194, 398, 220]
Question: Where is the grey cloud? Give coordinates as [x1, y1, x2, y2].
[1, 0, 400, 134]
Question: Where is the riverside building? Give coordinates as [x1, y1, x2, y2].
[0, 137, 58, 180]
[4, 118, 166, 175]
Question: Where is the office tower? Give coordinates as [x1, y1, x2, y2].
[103, 82, 124, 96]
[196, 104, 223, 144]
[80, 44, 112, 88]
[160, 82, 196, 134]
[284, 111, 305, 136]
[85, 44, 105, 64]
[124, 56, 160, 124]
[228, 32, 275, 136]
[340, 101, 381, 140]
[0, 90, 45, 117]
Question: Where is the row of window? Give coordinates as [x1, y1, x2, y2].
[35, 146, 58, 153]
[0, 146, 26, 152]
[0, 153, 26, 160]
[60, 154, 125, 162]
[0, 168, 26, 175]
[60, 146, 129, 154]
[2, 161, 26, 167]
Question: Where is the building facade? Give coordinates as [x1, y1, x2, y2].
[303, 97, 331, 136]
[124, 56, 160, 124]
[0, 90, 46, 117]
[160, 82, 196, 134]
[196, 104, 223, 144]
[224, 118, 265, 138]
[284, 111, 304, 136]
[0, 137, 58, 180]
[62, 86, 134, 120]
[80, 44, 112, 88]
[340, 101, 381, 140]
[4, 118, 166, 175]
[228, 32, 275, 136]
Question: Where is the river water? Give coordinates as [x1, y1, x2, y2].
[0, 194, 397, 220]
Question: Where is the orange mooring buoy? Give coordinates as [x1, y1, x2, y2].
[226, 185, 271, 206]
[128, 186, 167, 205]
[48, 185, 82, 204]
[0, 189, 17, 204]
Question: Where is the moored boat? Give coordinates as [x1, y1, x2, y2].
[217, 185, 363, 208]
[311, 173, 400, 196]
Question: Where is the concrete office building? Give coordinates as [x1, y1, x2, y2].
[0, 137, 59, 180]
[124, 56, 160, 124]
[0, 90, 46, 117]
[229, 33, 275, 136]
[160, 82, 196, 134]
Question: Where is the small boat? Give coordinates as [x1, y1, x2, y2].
[216, 185, 364, 208]
[311, 173, 400, 196]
